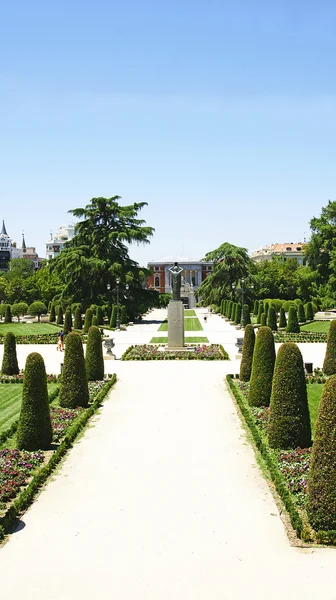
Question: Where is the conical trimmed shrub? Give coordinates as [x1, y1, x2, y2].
[85, 326, 104, 381]
[4, 305, 12, 324]
[59, 332, 89, 408]
[110, 305, 117, 328]
[235, 302, 241, 326]
[253, 300, 259, 317]
[231, 303, 237, 323]
[260, 312, 266, 326]
[227, 301, 233, 320]
[267, 306, 277, 331]
[96, 306, 104, 325]
[121, 305, 127, 325]
[268, 343, 311, 449]
[49, 303, 56, 323]
[286, 307, 300, 333]
[56, 306, 64, 325]
[1, 332, 19, 375]
[17, 353, 52, 450]
[74, 307, 82, 330]
[323, 319, 336, 375]
[279, 307, 287, 328]
[305, 302, 314, 321]
[92, 315, 98, 327]
[83, 308, 93, 333]
[63, 309, 72, 335]
[257, 301, 264, 324]
[248, 326, 275, 407]
[297, 301, 306, 323]
[239, 324, 255, 381]
[264, 301, 269, 321]
[242, 304, 251, 326]
[307, 374, 336, 531]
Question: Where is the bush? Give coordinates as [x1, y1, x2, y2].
[260, 312, 266, 326]
[305, 302, 314, 321]
[267, 306, 277, 331]
[59, 332, 89, 408]
[56, 306, 64, 325]
[248, 326, 275, 407]
[63, 309, 72, 335]
[268, 343, 311, 449]
[85, 326, 104, 381]
[74, 307, 82, 330]
[16, 353, 52, 450]
[307, 375, 336, 531]
[264, 301, 269, 321]
[71, 302, 82, 316]
[231, 303, 236, 322]
[279, 307, 287, 328]
[110, 305, 117, 328]
[96, 306, 104, 325]
[1, 332, 19, 375]
[283, 300, 296, 313]
[323, 319, 336, 375]
[297, 301, 306, 323]
[227, 301, 232, 320]
[253, 300, 259, 316]
[286, 307, 300, 333]
[83, 308, 93, 333]
[4, 305, 12, 324]
[242, 304, 251, 326]
[92, 315, 98, 327]
[239, 324, 255, 381]
[235, 302, 241, 326]
[120, 305, 127, 325]
[28, 301, 47, 323]
[12, 302, 28, 323]
[257, 301, 264, 324]
[49, 303, 56, 323]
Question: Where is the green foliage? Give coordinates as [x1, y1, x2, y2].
[96, 306, 104, 325]
[282, 300, 296, 312]
[268, 343, 311, 449]
[248, 326, 275, 407]
[305, 301, 314, 321]
[297, 301, 306, 323]
[253, 299, 259, 316]
[307, 375, 336, 530]
[83, 308, 93, 333]
[260, 312, 266, 326]
[257, 301, 264, 324]
[49, 302, 56, 323]
[59, 332, 89, 408]
[235, 302, 241, 325]
[267, 306, 277, 331]
[231, 302, 236, 322]
[85, 326, 104, 381]
[239, 324, 255, 381]
[242, 304, 251, 326]
[264, 301, 269, 320]
[56, 305, 63, 325]
[1, 332, 19, 375]
[92, 315, 98, 327]
[110, 305, 117, 328]
[74, 307, 82, 330]
[63, 309, 72, 334]
[323, 320, 336, 375]
[120, 305, 127, 324]
[17, 353, 52, 450]
[279, 307, 287, 328]
[28, 301, 47, 323]
[11, 302, 28, 323]
[286, 307, 300, 333]
[71, 302, 82, 315]
[4, 305, 12, 324]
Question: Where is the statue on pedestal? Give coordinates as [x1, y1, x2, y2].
[169, 262, 184, 301]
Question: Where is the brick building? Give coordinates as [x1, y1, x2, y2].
[147, 257, 212, 294]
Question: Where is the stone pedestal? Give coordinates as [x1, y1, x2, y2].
[168, 301, 184, 348]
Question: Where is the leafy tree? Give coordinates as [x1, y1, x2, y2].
[267, 306, 277, 331]
[85, 326, 104, 381]
[11, 302, 28, 323]
[17, 353, 52, 450]
[306, 200, 336, 289]
[49, 302, 56, 323]
[56, 305, 64, 325]
[248, 326, 275, 407]
[268, 343, 311, 449]
[63, 309, 72, 334]
[286, 307, 300, 333]
[323, 320, 336, 375]
[28, 301, 47, 323]
[5, 258, 34, 281]
[239, 324, 255, 381]
[255, 257, 299, 300]
[74, 307, 82, 330]
[4, 305, 12, 324]
[242, 304, 251, 326]
[0, 304, 9, 321]
[59, 332, 89, 408]
[1, 332, 19, 375]
[83, 308, 93, 333]
[253, 299, 259, 316]
[279, 307, 287, 328]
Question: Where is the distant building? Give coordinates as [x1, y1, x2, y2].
[21, 234, 43, 269]
[251, 242, 307, 265]
[46, 224, 75, 260]
[147, 257, 212, 294]
[0, 221, 41, 271]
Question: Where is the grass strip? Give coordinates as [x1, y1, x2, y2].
[149, 336, 209, 343]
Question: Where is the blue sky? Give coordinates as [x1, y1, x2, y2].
[1, 1, 336, 265]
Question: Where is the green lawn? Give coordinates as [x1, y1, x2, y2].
[300, 321, 330, 333]
[0, 383, 59, 433]
[0, 323, 58, 336]
[307, 383, 323, 436]
[158, 317, 203, 331]
[150, 336, 209, 344]
[184, 310, 196, 317]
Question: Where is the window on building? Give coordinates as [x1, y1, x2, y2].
[296, 247, 302, 251]
[154, 276, 160, 287]
[154, 266, 159, 271]
[286, 247, 292, 251]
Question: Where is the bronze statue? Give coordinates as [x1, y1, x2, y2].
[169, 262, 184, 301]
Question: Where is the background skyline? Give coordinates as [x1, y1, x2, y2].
[1, 1, 335, 265]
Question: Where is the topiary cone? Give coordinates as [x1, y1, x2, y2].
[257, 301, 264, 324]
[248, 326, 275, 407]
[297, 301, 306, 323]
[85, 326, 104, 381]
[49, 303, 56, 323]
[286, 307, 300, 333]
[307, 374, 336, 530]
[74, 307, 82, 330]
[235, 302, 241, 326]
[279, 307, 287, 328]
[56, 306, 64, 325]
[253, 299, 259, 317]
[17, 352, 52, 450]
[59, 332, 89, 408]
[83, 308, 93, 333]
[267, 306, 277, 331]
[110, 305, 117, 328]
[323, 319, 336, 375]
[268, 342, 311, 449]
[239, 324, 255, 381]
[1, 331, 19, 375]
[260, 312, 267, 326]
[63, 309, 72, 335]
[305, 302, 314, 321]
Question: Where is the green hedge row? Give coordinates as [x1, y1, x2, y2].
[0, 376, 116, 541]
[274, 332, 327, 343]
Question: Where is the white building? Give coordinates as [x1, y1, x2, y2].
[251, 242, 307, 265]
[46, 224, 75, 260]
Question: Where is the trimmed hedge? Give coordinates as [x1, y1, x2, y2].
[260, 312, 266, 326]
[279, 307, 287, 328]
[323, 319, 336, 375]
[248, 326, 275, 407]
[92, 315, 98, 327]
[63, 309, 72, 335]
[268, 343, 311, 449]
[242, 304, 251, 326]
[305, 302, 314, 321]
[297, 301, 306, 323]
[235, 302, 241, 326]
[56, 306, 64, 325]
[74, 307, 82, 330]
[85, 326, 104, 381]
[267, 306, 277, 331]
[59, 332, 89, 408]
[96, 306, 104, 325]
[286, 307, 300, 333]
[110, 305, 117, 328]
[17, 353, 52, 450]
[264, 301, 269, 321]
[257, 301, 264, 324]
[1, 332, 19, 375]
[253, 299, 259, 317]
[239, 324, 255, 381]
[307, 375, 336, 531]
[49, 303, 56, 323]
[83, 308, 93, 333]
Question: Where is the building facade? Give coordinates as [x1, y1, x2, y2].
[46, 224, 75, 260]
[147, 258, 212, 294]
[0, 221, 41, 271]
[251, 242, 307, 265]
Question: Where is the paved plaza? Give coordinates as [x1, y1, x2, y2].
[0, 311, 334, 599]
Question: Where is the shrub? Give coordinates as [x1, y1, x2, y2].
[59, 332, 89, 408]
[17, 353, 52, 450]
[49, 303, 56, 323]
[268, 343, 311, 449]
[235, 302, 241, 326]
[242, 304, 251, 326]
[323, 319, 336, 375]
[260, 312, 266, 326]
[12, 302, 28, 323]
[307, 375, 336, 531]
[28, 301, 47, 323]
[85, 326, 104, 381]
[83, 308, 93, 333]
[74, 307, 82, 330]
[56, 306, 64, 325]
[227, 301, 232, 320]
[267, 306, 277, 331]
[257, 301, 264, 324]
[305, 302, 314, 321]
[286, 307, 300, 333]
[120, 305, 127, 325]
[264, 301, 269, 321]
[1, 332, 19, 375]
[253, 299, 259, 316]
[248, 326, 275, 407]
[239, 324, 255, 382]
[279, 307, 287, 328]
[96, 306, 104, 325]
[63, 309, 72, 334]
[283, 300, 296, 313]
[4, 305, 12, 324]
[92, 315, 98, 327]
[297, 301, 306, 323]
[110, 305, 117, 328]
[71, 302, 82, 316]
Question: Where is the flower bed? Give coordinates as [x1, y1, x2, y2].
[0, 449, 44, 507]
[0, 373, 59, 384]
[121, 344, 229, 360]
[274, 331, 327, 343]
